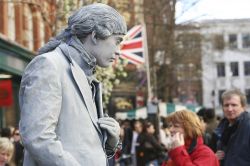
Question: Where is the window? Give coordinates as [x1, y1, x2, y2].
[213, 34, 224, 50]
[229, 34, 237, 49]
[217, 63, 225, 77]
[219, 90, 226, 105]
[230, 62, 239, 76]
[245, 89, 250, 104]
[244, 61, 250, 76]
[242, 34, 250, 48]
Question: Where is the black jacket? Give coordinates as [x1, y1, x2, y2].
[136, 133, 165, 165]
[221, 111, 250, 166]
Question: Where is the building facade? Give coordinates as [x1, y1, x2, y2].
[0, 0, 56, 127]
[199, 19, 250, 114]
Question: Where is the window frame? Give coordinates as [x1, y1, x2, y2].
[230, 62, 239, 77]
[228, 34, 237, 49]
[244, 61, 250, 76]
[242, 33, 250, 48]
[217, 62, 226, 77]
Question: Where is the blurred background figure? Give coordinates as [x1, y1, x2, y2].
[164, 110, 219, 166]
[130, 120, 143, 165]
[0, 128, 12, 140]
[197, 107, 219, 147]
[116, 119, 132, 166]
[12, 128, 23, 166]
[197, 108, 218, 135]
[118, 120, 143, 166]
[159, 119, 171, 148]
[203, 108, 218, 136]
[130, 120, 143, 166]
[136, 121, 166, 166]
[0, 137, 14, 166]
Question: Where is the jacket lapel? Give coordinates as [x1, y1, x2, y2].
[58, 44, 102, 135]
[70, 60, 102, 135]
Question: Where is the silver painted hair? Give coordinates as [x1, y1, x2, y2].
[38, 3, 127, 54]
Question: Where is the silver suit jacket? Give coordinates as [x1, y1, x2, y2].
[19, 47, 108, 165]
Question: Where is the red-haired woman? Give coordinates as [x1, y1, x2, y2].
[164, 110, 219, 166]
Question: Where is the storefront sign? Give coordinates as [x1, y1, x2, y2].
[0, 80, 13, 106]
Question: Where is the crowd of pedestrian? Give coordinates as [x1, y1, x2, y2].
[115, 119, 167, 166]
[115, 110, 219, 166]
[1, 89, 249, 166]
[114, 89, 250, 166]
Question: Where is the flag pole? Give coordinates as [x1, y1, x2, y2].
[142, 23, 152, 101]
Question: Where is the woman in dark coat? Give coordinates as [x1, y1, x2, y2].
[136, 122, 166, 166]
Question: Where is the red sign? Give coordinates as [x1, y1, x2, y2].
[136, 90, 144, 108]
[0, 80, 13, 106]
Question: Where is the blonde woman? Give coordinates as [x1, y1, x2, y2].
[0, 137, 14, 166]
[164, 110, 219, 166]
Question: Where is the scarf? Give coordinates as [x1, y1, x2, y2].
[66, 36, 97, 83]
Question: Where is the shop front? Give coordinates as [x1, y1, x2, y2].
[0, 35, 33, 128]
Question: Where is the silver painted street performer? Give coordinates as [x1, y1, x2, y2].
[19, 3, 126, 165]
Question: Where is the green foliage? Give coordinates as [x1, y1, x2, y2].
[95, 59, 128, 110]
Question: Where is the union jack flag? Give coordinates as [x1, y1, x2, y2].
[120, 25, 145, 65]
